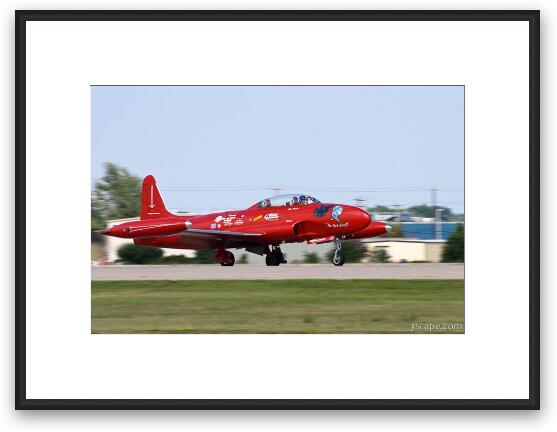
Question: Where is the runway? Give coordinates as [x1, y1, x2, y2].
[91, 263, 464, 280]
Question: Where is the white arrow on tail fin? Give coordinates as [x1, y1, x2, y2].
[149, 185, 155, 208]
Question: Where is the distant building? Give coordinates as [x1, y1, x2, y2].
[398, 222, 461, 240]
[371, 211, 413, 222]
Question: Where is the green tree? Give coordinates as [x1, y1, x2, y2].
[303, 252, 321, 263]
[441, 224, 464, 262]
[369, 247, 391, 263]
[367, 205, 394, 213]
[91, 163, 142, 230]
[326, 240, 367, 263]
[406, 204, 453, 221]
[117, 244, 163, 264]
[91, 205, 106, 233]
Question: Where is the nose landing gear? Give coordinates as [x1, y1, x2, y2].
[332, 238, 345, 266]
[265, 245, 287, 266]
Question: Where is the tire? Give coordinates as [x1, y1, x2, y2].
[266, 253, 280, 266]
[265, 254, 274, 266]
[332, 251, 345, 266]
[273, 250, 286, 265]
[276, 250, 287, 264]
[220, 251, 235, 266]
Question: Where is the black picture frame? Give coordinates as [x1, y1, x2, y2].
[15, 10, 540, 410]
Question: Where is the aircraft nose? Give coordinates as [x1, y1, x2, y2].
[352, 207, 372, 230]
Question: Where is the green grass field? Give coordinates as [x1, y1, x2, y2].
[91, 279, 464, 334]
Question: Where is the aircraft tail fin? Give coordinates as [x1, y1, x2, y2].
[140, 175, 174, 220]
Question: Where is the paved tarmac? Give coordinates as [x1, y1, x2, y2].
[91, 263, 464, 280]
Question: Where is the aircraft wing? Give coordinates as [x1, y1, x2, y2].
[183, 229, 263, 242]
[136, 228, 264, 250]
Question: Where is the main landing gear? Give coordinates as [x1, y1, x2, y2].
[216, 249, 235, 266]
[332, 238, 345, 266]
[265, 245, 287, 266]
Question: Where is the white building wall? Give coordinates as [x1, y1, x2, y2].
[425, 243, 445, 262]
[363, 239, 446, 263]
[367, 242, 425, 263]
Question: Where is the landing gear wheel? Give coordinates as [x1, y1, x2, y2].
[220, 251, 235, 266]
[332, 238, 345, 266]
[265, 246, 286, 266]
[274, 246, 287, 264]
[265, 253, 279, 266]
[332, 250, 345, 266]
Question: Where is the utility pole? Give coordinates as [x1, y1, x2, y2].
[430, 187, 438, 217]
[435, 208, 444, 240]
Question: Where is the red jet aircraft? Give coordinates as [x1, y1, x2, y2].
[100, 175, 392, 266]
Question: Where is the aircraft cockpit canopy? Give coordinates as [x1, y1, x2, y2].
[257, 194, 321, 208]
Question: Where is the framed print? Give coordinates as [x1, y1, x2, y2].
[15, 10, 540, 409]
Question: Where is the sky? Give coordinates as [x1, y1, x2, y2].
[91, 86, 464, 214]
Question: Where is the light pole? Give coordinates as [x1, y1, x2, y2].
[430, 187, 438, 214]
[435, 208, 444, 240]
